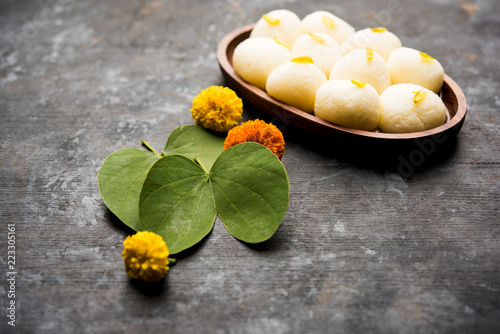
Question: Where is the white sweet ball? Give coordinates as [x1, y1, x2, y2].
[291, 33, 343, 77]
[301, 10, 355, 44]
[379, 84, 447, 133]
[266, 57, 327, 113]
[233, 37, 292, 91]
[250, 9, 302, 48]
[329, 48, 391, 94]
[387, 47, 445, 93]
[341, 27, 402, 61]
[314, 80, 381, 131]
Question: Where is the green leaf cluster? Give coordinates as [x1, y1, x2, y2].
[98, 125, 290, 254]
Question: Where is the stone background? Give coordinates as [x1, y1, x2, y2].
[0, 0, 499, 333]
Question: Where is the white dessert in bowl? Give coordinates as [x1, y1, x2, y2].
[301, 10, 355, 44]
[341, 27, 402, 61]
[329, 48, 391, 94]
[232, 37, 292, 91]
[314, 80, 381, 131]
[266, 56, 327, 113]
[250, 9, 302, 48]
[387, 47, 444, 93]
[291, 32, 344, 77]
[379, 83, 447, 133]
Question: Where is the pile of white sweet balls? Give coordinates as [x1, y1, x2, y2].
[233, 9, 448, 133]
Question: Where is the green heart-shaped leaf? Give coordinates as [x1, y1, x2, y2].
[139, 155, 216, 254]
[98, 148, 159, 230]
[211, 143, 289, 243]
[162, 125, 225, 170]
[139, 142, 289, 253]
[98, 126, 224, 230]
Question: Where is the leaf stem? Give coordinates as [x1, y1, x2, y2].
[194, 156, 209, 174]
[141, 140, 160, 155]
[168, 258, 177, 266]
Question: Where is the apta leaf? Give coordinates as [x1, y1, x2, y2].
[139, 155, 216, 254]
[139, 142, 289, 253]
[211, 143, 289, 243]
[98, 148, 159, 230]
[162, 125, 225, 170]
[98, 126, 224, 231]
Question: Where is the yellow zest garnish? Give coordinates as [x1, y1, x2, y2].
[307, 32, 325, 43]
[322, 15, 335, 29]
[351, 80, 367, 88]
[273, 36, 290, 48]
[366, 48, 374, 60]
[413, 90, 428, 104]
[420, 52, 435, 62]
[371, 27, 387, 33]
[291, 56, 314, 64]
[263, 14, 280, 25]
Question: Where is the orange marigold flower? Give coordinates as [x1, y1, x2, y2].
[191, 86, 243, 132]
[224, 119, 285, 160]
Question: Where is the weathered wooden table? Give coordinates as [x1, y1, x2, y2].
[1, 0, 499, 333]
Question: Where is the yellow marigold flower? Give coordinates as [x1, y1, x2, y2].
[122, 231, 169, 282]
[224, 119, 285, 160]
[191, 86, 243, 132]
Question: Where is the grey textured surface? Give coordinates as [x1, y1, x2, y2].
[1, 0, 499, 333]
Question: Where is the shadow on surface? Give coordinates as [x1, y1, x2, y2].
[104, 208, 135, 236]
[241, 225, 288, 253]
[104, 206, 214, 260]
[130, 277, 168, 297]
[172, 227, 213, 260]
[286, 125, 458, 178]
[243, 104, 459, 179]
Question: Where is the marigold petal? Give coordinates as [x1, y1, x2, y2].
[190, 86, 243, 132]
[122, 231, 170, 282]
[224, 119, 285, 160]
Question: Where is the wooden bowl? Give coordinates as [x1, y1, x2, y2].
[217, 23, 467, 145]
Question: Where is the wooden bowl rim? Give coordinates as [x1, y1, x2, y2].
[217, 23, 467, 141]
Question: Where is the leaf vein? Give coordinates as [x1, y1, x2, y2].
[102, 157, 157, 180]
[141, 174, 205, 208]
[215, 165, 287, 182]
[212, 180, 268, 238]
[172, 181, 212, 248]
[157, 178, 207, 234]
[214, 176, 279, 220]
